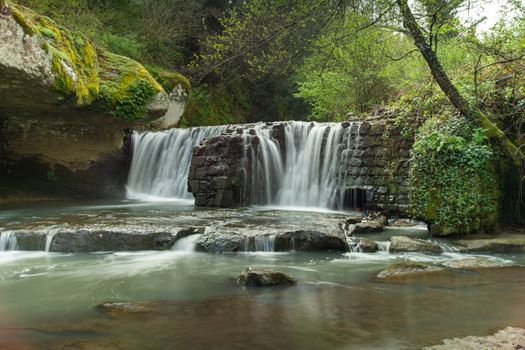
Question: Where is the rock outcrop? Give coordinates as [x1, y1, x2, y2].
[0, 3, 188, 201]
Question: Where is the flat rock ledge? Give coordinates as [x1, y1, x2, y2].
[195, 229, 348, 253]
[11, 230, 177, 252]
[237, 267, 297, 287]
[425, 327, 525, 350]
[389, 235, 443, 255]
[377, 261, 443, 279]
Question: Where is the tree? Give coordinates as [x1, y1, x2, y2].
[396, 0, 525, 165]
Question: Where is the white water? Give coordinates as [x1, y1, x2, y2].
[127, 121, 362, 210]
[242, 234, 276, 252]
[0, 231, 18, 251]
[243, 121, 361, 209]
[127, 126, 226, 200]
[172, 234, 201, 252]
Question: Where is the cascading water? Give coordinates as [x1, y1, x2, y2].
[243, 121, 361, 209]
[127, 126, 226, 200]
[0, 231, 18, 251]
[242, 234, 276, 252]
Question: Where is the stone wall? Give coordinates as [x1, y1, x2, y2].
[188, 117, 415, 214]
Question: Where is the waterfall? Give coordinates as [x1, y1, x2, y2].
[127, 126, 226, 200]
[127, 121, 363, 210]
[0, 231, 18, 251]
[243, 121, 361, 209]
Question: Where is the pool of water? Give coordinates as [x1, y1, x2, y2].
[0, 200, 524, 349]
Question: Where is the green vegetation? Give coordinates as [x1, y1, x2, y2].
[409, 116, 499, 234]
[97, 51, 162, 120]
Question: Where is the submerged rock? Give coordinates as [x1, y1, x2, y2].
[389, 235, 443, 255]
[425, 326, 525, 350]
[97, 302, 154, 316]
[237, 267, 297, 287]
[442, 257, 513, 270]
[377, 261, 443, 279]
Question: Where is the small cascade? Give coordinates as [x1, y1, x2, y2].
[127, 126, 226, 199]
[0, 231, 18, 251]
[377, 241, 390, 252]
[254, 234, 275, 252]
[44, 225, 64, 252]
[242, 234, 276, 252]
[172, 234, 201, 252]
[347, 237, 363, 253]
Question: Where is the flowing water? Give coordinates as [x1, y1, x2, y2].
[128, 121, 363, 209]
[0, 200, 524, 349]
[127, 126, 227, 200]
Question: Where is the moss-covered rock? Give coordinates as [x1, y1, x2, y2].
[1, 3, 189, 120]
[10, 4, 99, 105]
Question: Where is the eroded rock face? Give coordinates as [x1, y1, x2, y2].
[349, 221, 385, 235]
[237, 267, 297, 287]
[389, 235, 443, 255]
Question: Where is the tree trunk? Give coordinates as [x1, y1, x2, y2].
[396, 0, 524, 165]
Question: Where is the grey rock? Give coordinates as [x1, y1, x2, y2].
[275, 230, 349, 252]
[348, 237, 378, 253]
[389, 236, 443, 255]
[349, 221, 385, 235]
[442, 257, 513, 270]
[237, 267, 297, 287]
[49, 231, 176, 253]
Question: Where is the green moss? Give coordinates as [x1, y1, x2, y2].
[9, 4, 175, 120]
[146, 66, 191, 94]
[408, 116, 500, 235]
[98, 50, 162, 120]
[11, 4, 100, 105]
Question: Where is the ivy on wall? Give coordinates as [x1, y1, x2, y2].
[408, 116, 500, 235]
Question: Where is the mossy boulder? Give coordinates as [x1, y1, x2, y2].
[0, 3, 188, 120]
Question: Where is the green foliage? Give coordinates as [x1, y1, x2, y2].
[146, 66, 191, 95]
[409, 116, 500, 234]
[180, 82, 249, 127]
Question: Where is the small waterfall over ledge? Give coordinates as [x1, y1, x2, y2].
[0, 231, 18, 251]
[127, 126, 227, 200]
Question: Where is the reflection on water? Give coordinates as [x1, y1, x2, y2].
[0, 200, 524, 349]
